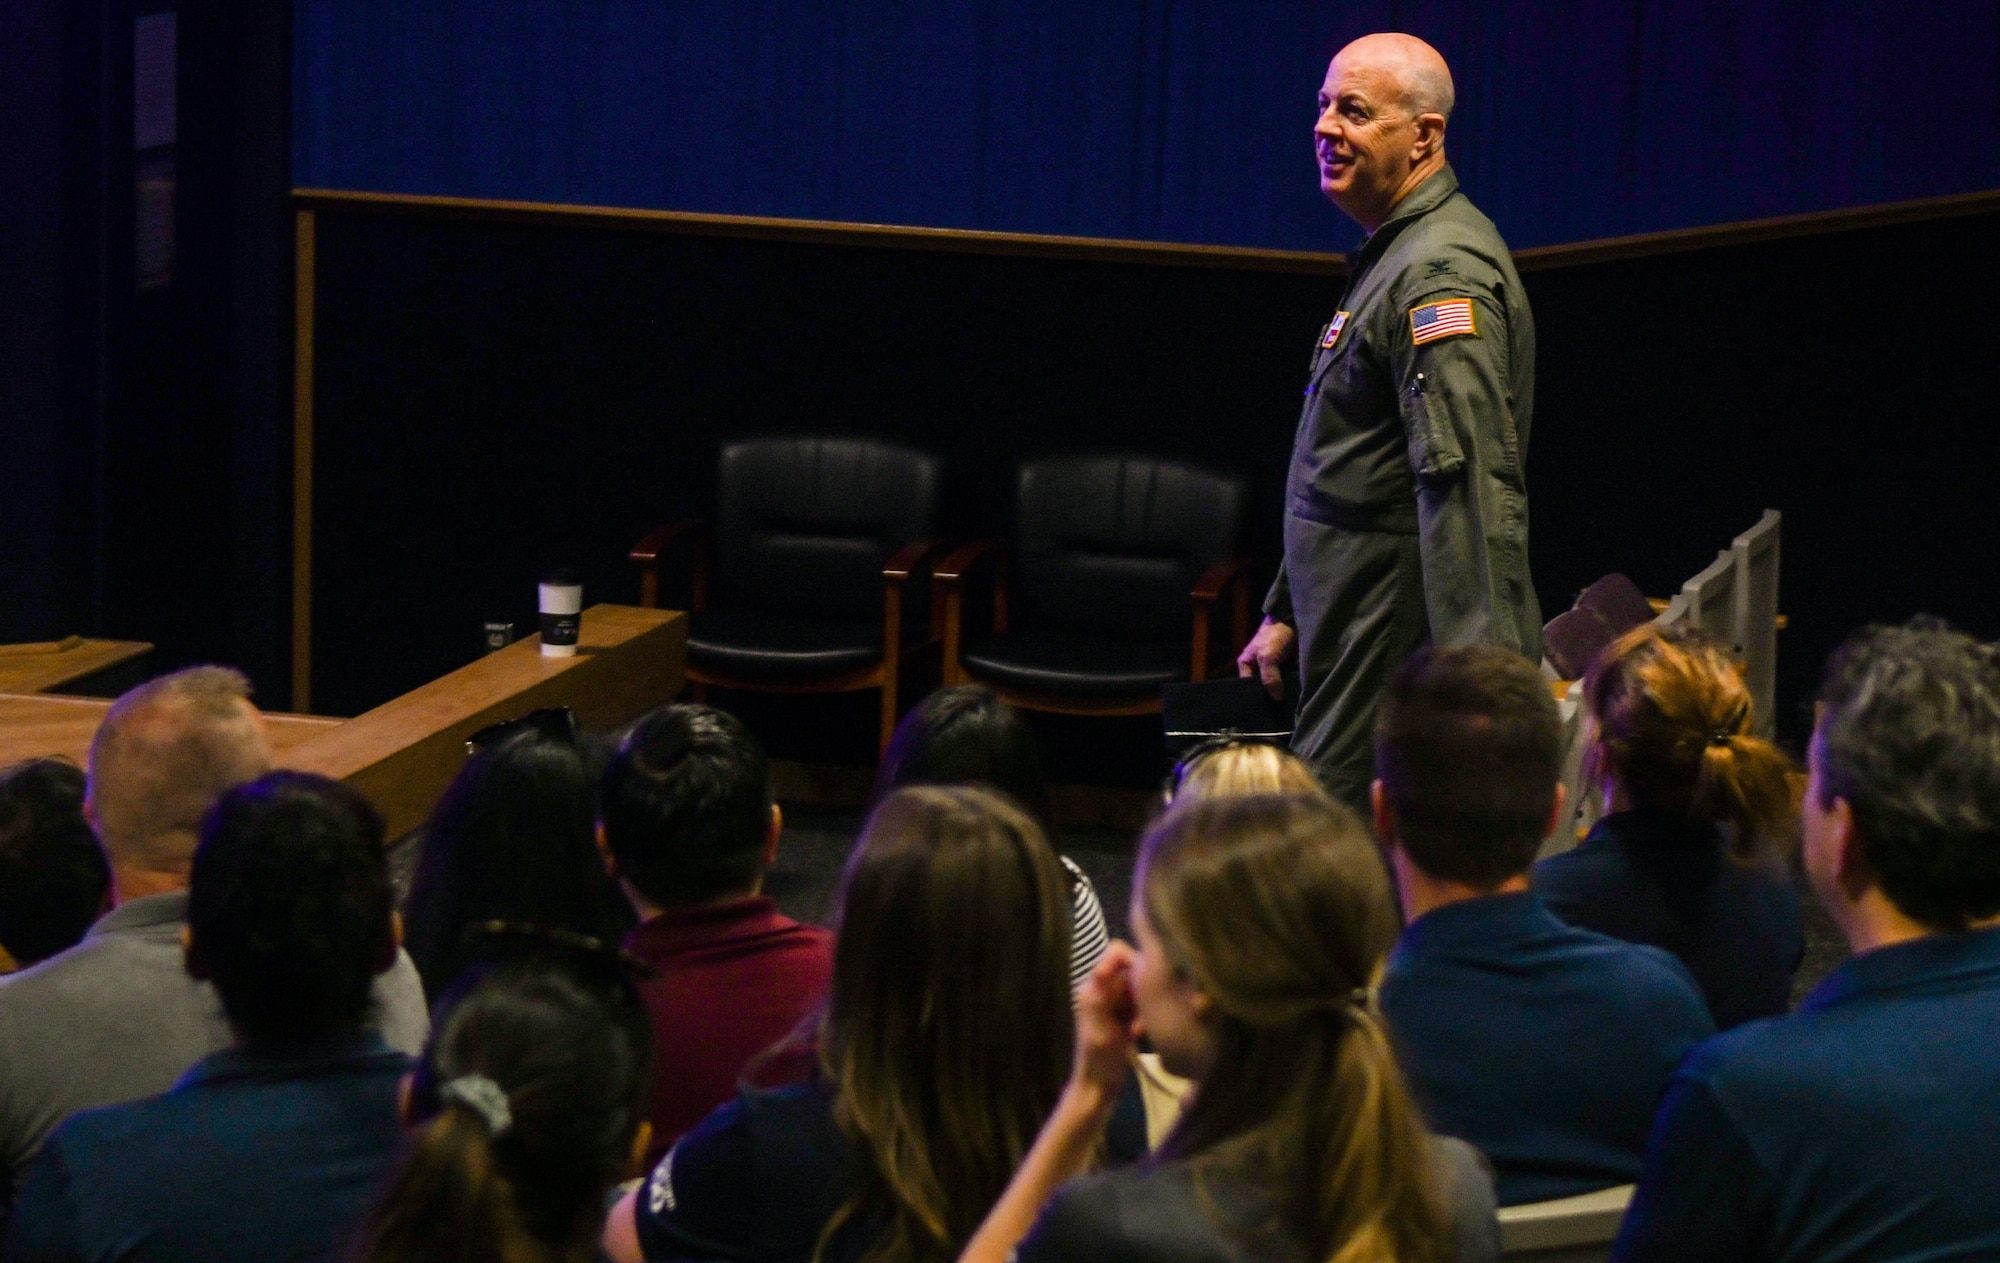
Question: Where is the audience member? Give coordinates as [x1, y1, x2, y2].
[1373, 646, 1714, 1205]
[963, 793, 1498, 1263]
[606, 785, 1078, 1263]
[0, 760, 108, 973]
[600, 704, 831, 1163]
[2, 773, 411, 1262]
[873, 686, 1109, 992]
[1165, 734, 1330, 803]
[0, 667, 428, 1202]
[1533, 623, 1802, 1027]
[1614, 620, 2000, 1261]
[358, 944, 654, 1263]
[403, 710, 633, 1000]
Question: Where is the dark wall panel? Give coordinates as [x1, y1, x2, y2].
[309, 209, 2000, 754]
[309, 218, 1328, 719]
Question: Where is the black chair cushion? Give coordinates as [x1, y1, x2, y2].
[688, 609, 882, 682]
[1014, 456, 1242, 639]
[959, 630, 1190, 699]
[712, 437, 940, 621]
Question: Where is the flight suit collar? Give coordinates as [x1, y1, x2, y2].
[1349, 163, 1461, 274]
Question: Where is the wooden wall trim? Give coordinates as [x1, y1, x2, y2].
[292, 184, 2000, 274]
[1511, 187, 2000, 271]
[292, 208, 316, 713]
[287, 187, 1347, 275]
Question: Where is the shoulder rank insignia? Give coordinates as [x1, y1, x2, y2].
[1318, 311, 1350, 349]
[1409, 297, 1476, 346]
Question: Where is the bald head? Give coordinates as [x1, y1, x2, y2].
[1316, 33, 1455, 231]
[87, 666, 271, 888]
[1333, 33, 1455, 122]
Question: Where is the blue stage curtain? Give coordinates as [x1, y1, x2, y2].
[295, 1, 2000, 250]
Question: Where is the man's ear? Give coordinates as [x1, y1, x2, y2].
[763, 803, 783, 868]
[181, 923, 209, 981]
[1543, 782, 1568, 844]
[1827, 796, 1872, 898]
[595, 820, 619, 879]
[378, 910, 403, 975]
[1411, 112, 1446, 162]
[1371, 779, 1398, 849]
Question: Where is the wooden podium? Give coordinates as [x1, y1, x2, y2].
[0, 605, 686, 838]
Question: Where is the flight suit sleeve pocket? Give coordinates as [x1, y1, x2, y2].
[1403, 372, 1465, 485]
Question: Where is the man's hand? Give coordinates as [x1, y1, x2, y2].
[1236, 617, 1297, 699]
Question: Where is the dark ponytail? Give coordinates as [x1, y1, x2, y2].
[359, 1106, 520, 1263]
[356, 947, 653, 1263]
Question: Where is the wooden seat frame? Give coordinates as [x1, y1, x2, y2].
[934, 539, 1251, 718]
[631, 520, 947, 751]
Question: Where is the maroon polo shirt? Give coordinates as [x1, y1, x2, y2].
[624, 896, 833, 1164]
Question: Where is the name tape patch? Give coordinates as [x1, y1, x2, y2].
[1318, 311, 1350, 349]
[1409, 298, 1476, 346]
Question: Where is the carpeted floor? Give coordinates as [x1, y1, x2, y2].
[769, 803, 1851, 1011]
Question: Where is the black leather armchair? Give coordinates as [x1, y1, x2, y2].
[630, 437, 945, 750]
[936, 456, 1250, 717]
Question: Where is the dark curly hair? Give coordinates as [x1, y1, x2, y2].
[1814, 618, 2000, 931]
[600, 704, 773, 909]
[187, 771, 394, 1047]
[0, 759, 108, 966]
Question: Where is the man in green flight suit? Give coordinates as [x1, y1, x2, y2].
[1237, 32, 1541, 810]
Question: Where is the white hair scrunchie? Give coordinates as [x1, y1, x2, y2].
[440, 1074, 513, 1138]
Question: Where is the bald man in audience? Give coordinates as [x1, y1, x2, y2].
[1239, 33, 1540, 809]
[0, 667, 428, 1207]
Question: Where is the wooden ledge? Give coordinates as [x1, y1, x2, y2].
[295, 183, 2000, 275]
[0, 639, 152, 696]
[283, 604, 687, 837]
[290, 187, 1347, 276]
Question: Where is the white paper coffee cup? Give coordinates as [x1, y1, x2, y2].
[538, 572, 583, 657]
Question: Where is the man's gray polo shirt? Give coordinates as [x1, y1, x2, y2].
[0, 891, 428, 1196]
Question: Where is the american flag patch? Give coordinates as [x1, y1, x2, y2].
[1409, 298, 1477, 345]
[1318, 311, 1350, 349]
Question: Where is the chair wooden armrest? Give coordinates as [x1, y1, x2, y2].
[936, 540, 1008, 686]
[881, 538, 950, 656]
[629, 520, 708, 610]
[1189, 559, 1251, 683]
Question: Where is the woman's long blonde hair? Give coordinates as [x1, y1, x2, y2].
[1141, 793, 1449, 1263]
[817, 785, 1073, 1263]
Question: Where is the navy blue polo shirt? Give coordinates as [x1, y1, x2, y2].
[1612, 925, 2000, 1263]
[1, 1033, 409, 1263]
[1379, 891, 1714, 1206]
[1533, 809, 1804, 1029]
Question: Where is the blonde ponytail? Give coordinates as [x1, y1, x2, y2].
[1586, 622, 1796, 860]
[1143, 796, 1450, 1263]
